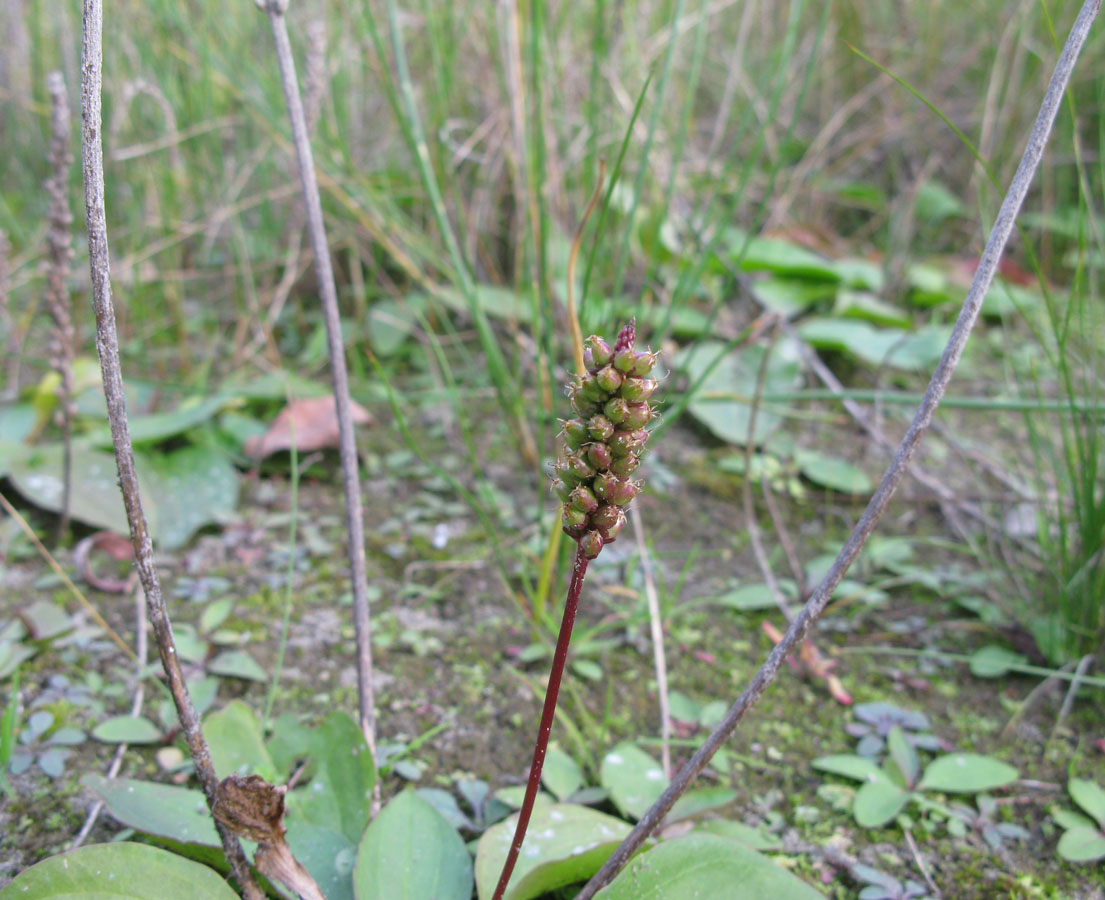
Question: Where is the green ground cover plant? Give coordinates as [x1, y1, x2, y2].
[1, 0, 1104, 898]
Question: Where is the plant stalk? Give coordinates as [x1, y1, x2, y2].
[491, 545, 589, 900]
[79, 2, 263, 896]
[577, 1, 1101, 895]
[259, 0, 379, 781]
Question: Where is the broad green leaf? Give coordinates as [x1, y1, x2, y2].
[207, 650, 267, 682]
[886, 726, 919, 787]
[1056, 826, 1105, 862]
[353, 790, 471, 900]
[754, 278, 833, 317]
[7, 443, 156, 538]
[292, 712, 376, 844]
[853, 780, 911, 828]
[474, 803, 630, 900]
[918, 754, 1018, 794]
[81, 774, 219, 846]
[812, 755, 888, 784]
[85, 396, 229, 447]
[831, 258, 885, 291]
[541, 746, 583, 802]
[203, 700, 276, 781]
[795, 449, 873, 494]
[594, 834, 824, 899]
[666, 787, 738, 823]
[0, 405, 35, 446]
[1053, 808, 1094, 832]
[139, 445, 238, 550]
[722, 228, 840, 281]
[692, 819, 783, 851]
[91, 715, 163, 745]
[0, 841, 239, 899]
[367, 296, 427, 357]
[796, 319, 948, 371]
[1069, 778, 1105, 828]
[429, 285, 528, 322]
[835, 290, 913, 328]
[285, 821, 356, 900]
[600, 743, 667, 820]
[713, 583, 791, 611]
[914, 181, 965, 223]
[968, 645, 1027, 678]
[678, 340, 802, 447]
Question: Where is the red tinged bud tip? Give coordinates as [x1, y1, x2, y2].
[632, 349, 659, 377]
[609, 478, 640, 506]
[613, 319, 636, 354]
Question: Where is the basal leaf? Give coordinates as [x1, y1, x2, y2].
[812, 755, 888, 784]
[202, 700, 277, 781]
[541, 746, 584, 802]
[600, 743, 667, 820]
[853, 780, 911, 828]
[795, 449, 873, 494]
[292, 712, 376, 844]
[139, 445, 238, 550]
[81, 774, 219, 847]
[593, 834, 824, 899]
[285, 821, 357, 900]
[917, 754, 1018, 794]
[692, 819, 783, 851]
[968, 645, 1027, 678]
[1056, 826, 1105, 863]
[91, 715, 163, 745]
[353, 790, 471, 900]
[0, 842, 239, 899]
[474, 803, 630, 900]
[1069, 778, 1105, 829]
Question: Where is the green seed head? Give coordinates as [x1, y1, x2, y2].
[555, 319, 658, 559]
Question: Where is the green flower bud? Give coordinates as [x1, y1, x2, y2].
[622, 402, 651, 430]
[613, 347, 636, 373]
[609, 478, 640, 506]
[632, 349, 659, 377]
[592, 505, 626, 540]
[595, 365, 623, 394]
[588, 415, 615, 441]
[579, 530, 605, 559]
[620, 377, 657, 402]
[593, 471, 617, 500]
[603, 396, 629, 425]
[586, 442, 613, 470]
[585, 335, 613, 370]
[569, 484, 599, 514]
[610, 454, 641, 477]
[562, 417, 589, 449]
[563, 506, 588, 528]
[609, 429, 645, 458]
[580, 374, 606, 403]
[566, 452, 596, 482]
[552, 478, 573, 502]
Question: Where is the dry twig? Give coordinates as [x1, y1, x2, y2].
[79, 2, 263, 895]
[577, 3, 1100, 894]
[256, 0, 379, 804]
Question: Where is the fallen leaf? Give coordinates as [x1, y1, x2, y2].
[244, 396, 373, 459]
[762, 620, 852, 706]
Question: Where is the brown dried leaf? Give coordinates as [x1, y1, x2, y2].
[73, 530, 135, 593]
[244, 395, 373, 459]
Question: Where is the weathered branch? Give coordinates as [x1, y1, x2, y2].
[256, 0, 378, 781]
[79, 2, 263, 896]
[577, 2, 1101, 895]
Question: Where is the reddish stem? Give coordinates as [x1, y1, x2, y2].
[491, 544, 590, 900]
